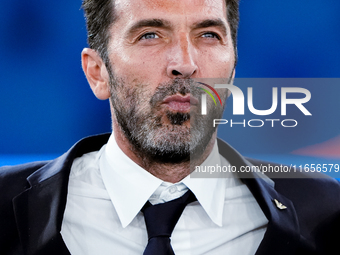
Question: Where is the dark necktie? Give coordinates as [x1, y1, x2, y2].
[141, 190, 197, 255]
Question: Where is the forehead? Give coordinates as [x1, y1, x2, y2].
[114, 0, 227, 24]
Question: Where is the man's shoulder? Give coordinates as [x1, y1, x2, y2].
[0, 160, 49, 175]
[0, 133, 111, 194]
[247, 157, 340, 249]
[0, 161, 50, 192]
[0, 163, 46, 221]
[247, 157, 340, 197]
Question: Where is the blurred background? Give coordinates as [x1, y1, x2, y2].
[0, 0, 339, 172]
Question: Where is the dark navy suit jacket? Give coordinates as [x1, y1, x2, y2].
[1, 133, 340, 255]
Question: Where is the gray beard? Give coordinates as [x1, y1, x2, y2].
[109, 75, 227, 164]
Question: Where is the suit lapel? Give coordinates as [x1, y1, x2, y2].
[12, 153, 72, 255]
[242, 177, 300, 255]
[217, 139, 301, 254]
[12, 134, 111, 255]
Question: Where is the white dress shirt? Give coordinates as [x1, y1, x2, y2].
[61, 134, 269, 254]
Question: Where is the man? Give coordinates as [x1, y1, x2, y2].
[0, 0, 339, 254]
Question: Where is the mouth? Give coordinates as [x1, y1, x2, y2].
[162, 94, 199, 112]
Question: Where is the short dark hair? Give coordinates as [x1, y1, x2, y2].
[82, 0, 239, 65]
[226, 0, 240, 62]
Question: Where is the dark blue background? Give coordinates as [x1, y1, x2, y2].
[0, 0, 339, 161]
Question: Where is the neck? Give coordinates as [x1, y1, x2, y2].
[112, 122, 217, 183]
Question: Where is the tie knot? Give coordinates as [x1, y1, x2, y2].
[142, 190, 196, 239]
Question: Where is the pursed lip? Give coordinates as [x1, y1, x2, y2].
[162, 94, 199, 105]
[162, 94, 199, 112]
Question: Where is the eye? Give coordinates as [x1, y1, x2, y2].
[140, 32, 160, 40]
[201, 32, 220, 39]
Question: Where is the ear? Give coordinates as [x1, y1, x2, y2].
[232, 68, 236, 79]
[81, 48, 111, 100]
[227, 69, 236, 97]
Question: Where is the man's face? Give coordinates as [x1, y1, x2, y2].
[107, 0, 235, 163]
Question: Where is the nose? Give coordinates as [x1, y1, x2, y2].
[166, 34, 198, 78]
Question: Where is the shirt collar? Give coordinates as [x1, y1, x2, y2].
[99, 134, 163, 228]
[182, 141, 230, 227]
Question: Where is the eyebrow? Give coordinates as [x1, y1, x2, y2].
[127, 19, 172, 36]
[191, 19, 228, 36]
